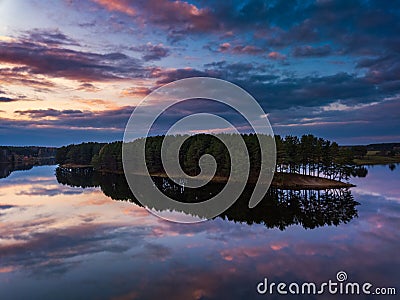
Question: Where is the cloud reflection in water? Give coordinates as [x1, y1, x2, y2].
[0, 165, 399, 299]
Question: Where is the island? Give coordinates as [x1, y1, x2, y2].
[54, 134, 396, 189]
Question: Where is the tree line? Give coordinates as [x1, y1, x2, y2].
[55, 134, 366, 180]
[56, 142, 105, 166]
[275, 134, 366, 181]
[0, 146, 56, 164]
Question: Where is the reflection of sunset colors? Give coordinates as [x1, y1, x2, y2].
[0, 165, 399, 299]
[351, 164, 400, 202]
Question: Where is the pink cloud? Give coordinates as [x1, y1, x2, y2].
[91, 0, 217, 33]
[217, 43, 264, 55]
[120, 87, 152, 97]
[218, 42, 231, 52]
[92, 0, 136, 16]
[268, 51, 286, 60]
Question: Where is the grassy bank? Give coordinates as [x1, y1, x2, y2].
[354, 155, 400, 165]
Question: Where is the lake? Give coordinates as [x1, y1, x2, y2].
[0, 164, 399, 299]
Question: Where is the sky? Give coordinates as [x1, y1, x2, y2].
[0, 0, 399, 146]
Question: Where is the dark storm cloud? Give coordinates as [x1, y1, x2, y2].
[130, 43, 170, 61]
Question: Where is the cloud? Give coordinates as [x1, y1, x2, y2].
[130, 42, 170, 61]
[75, 98, 119, 109]
[267, 51, 286, 60]
[92, 0, 136, 17]
[0, 35, 148, 82]
[146, 57, 400, 128]
[23, 28, 80, 46]
[0, 205, 16, 210]
[210, 42, 265, 55]
[218, 42, 231, 52]
[85, 0, 400, 57]
[0, 67, 55, 89]
[202, 60, 400, 112]
[91, 0, 217, 36]
[0, 96, 17, 102]
[0, 223, 145, 277]
[153, 67, 209, 85]
[15, 108, 84, 118]
[202, 0, 400, 57]
[292, 45, 332, 57]
[1, 1, 399, 146]
[268, 96, 400, 144]
[141, 242, 172, 261]
[0, 94, 37, 102]
[356, 54, 400, 85]
[77, 83, 100, 92]
[149, 62, 376, 111]
[12, 106, 133, 129]
[120, 87, 152, 97]
[17, 186, 85, 197]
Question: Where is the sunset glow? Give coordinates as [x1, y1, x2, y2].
[0, 0, 399, 145]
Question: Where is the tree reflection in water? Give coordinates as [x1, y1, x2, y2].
[56, 167, 359, 230]
[0, 158, 56, 179]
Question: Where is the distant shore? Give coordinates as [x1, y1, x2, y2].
[354, 156, 400, 165]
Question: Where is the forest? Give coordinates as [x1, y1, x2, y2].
[0, 146, 56, 164]
[55, 134, 369, 181]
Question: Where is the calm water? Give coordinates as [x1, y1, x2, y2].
[0, 165, 399, 299]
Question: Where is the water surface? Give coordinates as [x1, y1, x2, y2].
[0, 165, 399, 299]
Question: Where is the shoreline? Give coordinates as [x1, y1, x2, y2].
[59, 164, 354, 189]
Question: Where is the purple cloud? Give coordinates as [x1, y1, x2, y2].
[292, 45, 332, 57]
[0, 36, 148, 82]
[131, 43, 170, 61]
